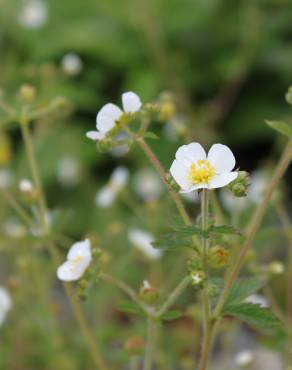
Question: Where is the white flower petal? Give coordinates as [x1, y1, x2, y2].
[170, 159, 192, 191]
[110, 166, 129, 188]
[128, 229, 162, 260]
[96, 103, 122, 133]
[86, 131, 105, 141]
[122, 91, 142, 113]
[175, 143, 206, 166]
[67, 239, 91, 261]
[207, 144, 236, 173]
[0, 288, 12, 313]
[95, 186, 116, 208]
[208, 172, 238, 189]
[57, 260, 88, 281]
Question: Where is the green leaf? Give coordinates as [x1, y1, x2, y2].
[160, 310, 183, 321]
[117, 302, 145, 316]
[209, 225, 240, 236]
[152, 235, 194, 251]
[266, 120, 292, 139]
[225, 278, 264, 306]
[172, 225, 205, 238]
[223, 303, 280, 331]
[143, 131, 159, 140]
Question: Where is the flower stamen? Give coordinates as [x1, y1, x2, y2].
[188, 159, 216, 185]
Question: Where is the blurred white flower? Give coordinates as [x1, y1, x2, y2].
[19, 178, 33, 193]
[234, 350, 254, 367]
[110, 132, 130, 157]
[163, 114, 187, 141]
[0, 287, 12, 326]
[248, 170, 268, 204]
[220, 189, 248, 213]
[268, 261, 284, 275]
[3, 218, 27, 239]
[181, 191, 200, 204]
[61, 53, 83, 76]
[128, 228, 162, 260]
[170, 143, 238, 192]
[86, 91, 142, 141]
[133, 168, 163, 201]
[245, 294, 269, 308]
[0, 169, 13, 189]
[95, 166, 129, 208]
[190, 273, 204, 285]
[57, 239, 92, 281]
[18, 0, 48, 29]
[57, 156, 81, 187]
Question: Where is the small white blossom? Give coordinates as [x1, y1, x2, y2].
[110, 132, 130, 157]
[86, 91, 142, 141]
[0, 287, 12, 326]
[133, 168, 163, 201]
[170, 142, 238, 193]
[57, 156, 81, 187]
[245, 294, 269, 308]
[19, 178, 33, 193]
[190, 273, 204, 285]
[18, 0, 48, 29]
[57, 239, 92, 281]
[234, 350, 254, 367]
[143, 280, 151, 290]
[163, 114, 187, 141]
[0, 169, 13, 189]
[268, 261, 284, 275]
[220, 189, 248, 213]
[128, 229, 162, 260]
[3, 218, 27, 239]
[61, 53, 83, 76]
[248, 170, 268, 204]
[95, 166, 128, 208]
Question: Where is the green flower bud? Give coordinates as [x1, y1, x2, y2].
[268, 261, 284, 275]
[52, 96, 70, 110]
[227, 171, 250, 197]
[19, 84, 37, 102]
[207, 283, 220, 298]
[189, 270, 205, 287]
[285, 86, 292, 105]
[97, 137, 113, 152]
[92, 247, 102, 259]
[208, 245, 230, 269]
[139, 280, 159, 305]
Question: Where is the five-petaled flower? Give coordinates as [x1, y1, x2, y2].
[170, 142, 238, 192]
[57, 239, 92, 281]
[86, 91, 142, 141]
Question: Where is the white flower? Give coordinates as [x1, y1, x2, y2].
[18, 0, 48, 29]
[190, 273, 203, 285]
[128, 229, 162, 260]
[234, 350, 254, 367]
[0, 287, 12, 326]
[133, 168, 164, 201]
[86, 91, 142, 141]
[245, 294, 269, 308]
[95, 166, 128, 208]
[0, 169, 13, 189]
[248, 170, 268, 204]
[3, 218, 27, 239]
[170, 142, 238, 192]
[220, 189, 248, 213]
[61, 53, 83, 76]
[19, 178, 34, 193]
[57, 239, 92, 281]
[57, 156, 81, 187]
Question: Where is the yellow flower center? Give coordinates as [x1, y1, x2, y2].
[188, 159, 216, 184]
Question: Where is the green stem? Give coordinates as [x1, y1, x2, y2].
[214, 141, 292, 318]
[1, 189, 34, 227]
[143, 316, 157, 370]
[130, 356, 140, 370]
[198, 189, 211, 370]
[156, 276, 189, 316]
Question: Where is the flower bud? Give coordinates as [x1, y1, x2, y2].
[158, 92, 176, 121]
[19, 179, 38, 203]
[208, 246, 230, 269]
[19, 84, 37, 102]
[285, 86, 292, 105]
[124, 335, 145, 355]
[52, 96, 70, 111]
[227, 171, 250, 197]
[139, 280, 159, 305]
[165, 173, 180, 192]
[189, 271, 205, 287]
[97, 137, 113, 153]
[92, 247, 102, 259]
[268, 261, 284, 275]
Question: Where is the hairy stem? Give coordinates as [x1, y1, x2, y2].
[214, 141, 292, 317]
[143, 316, 157, 370]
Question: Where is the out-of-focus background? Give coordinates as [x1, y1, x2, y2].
[0, 0, 291, 369]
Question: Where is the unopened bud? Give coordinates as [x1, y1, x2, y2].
[139, 280, 159, 305]
[268, 261, 284, 275]
[227, 171, 250, 197]
[285, 86, 292, 105]
[97, 137, 113, 153]
[19, 179, 38, 203]
[159, 101, 176, 121]
[19, 84, 36, 102]
[189, 271, 205, 287]
[92, 247, 102, 259]
[52, 96, 70, 111]
[209, 246, 230, 268]
[124, 335, 145, 354]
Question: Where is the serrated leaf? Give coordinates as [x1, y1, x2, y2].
[160, 310, 183, 321]
[209, 225, 240, 236]
[223, 303, 280, 331]
[143, 131, 159, 140]
[152, 235, 194, 250]
[224, 278, 264, 306]
[172, 225, 205, 238]
[117, 302, 145, 316]
[266, 120, 292, 139]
